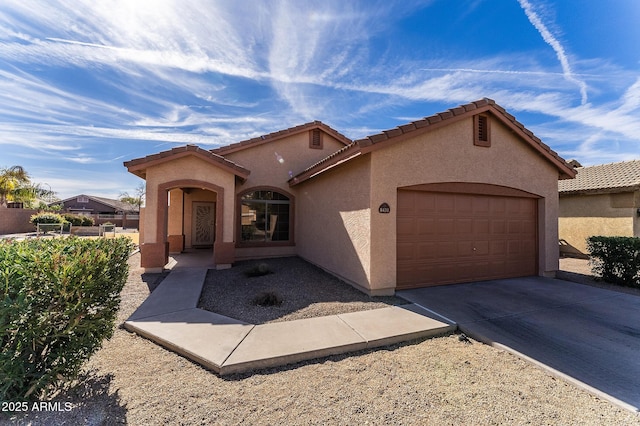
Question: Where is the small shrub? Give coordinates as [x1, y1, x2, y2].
[251, 291, 283, 307]
[61, 214, 95, 227]
[62, 213, 83, 226]
[81, 216, 95, 226]
[245, 263, 272, 277]
[30, 212, 66, 225]
[587, 236, 640, 288]
[0, 237, 133, 402]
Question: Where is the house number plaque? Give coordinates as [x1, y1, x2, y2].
[378, 203, 391, 214]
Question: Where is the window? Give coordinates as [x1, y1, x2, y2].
[474, 114, 491, 147]
[240, 190, 290, 242]
[77, 196, 89, 203]
[309, 129, 323, 149]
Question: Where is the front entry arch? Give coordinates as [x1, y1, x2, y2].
[140, 179, 234, 270]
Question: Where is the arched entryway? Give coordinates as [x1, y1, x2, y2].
[151, 179, 230, 269]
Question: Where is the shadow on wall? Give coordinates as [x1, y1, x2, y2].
[559, 239, 589, 259]
[296, 199, 371, 293]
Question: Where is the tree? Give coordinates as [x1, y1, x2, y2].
[0, 166, 58, 208]
[119, 183, 145, 212]
[0, 166, 30, 206]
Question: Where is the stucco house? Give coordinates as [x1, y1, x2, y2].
[559, 160, 640, 257]
[124, 98, 575, 295]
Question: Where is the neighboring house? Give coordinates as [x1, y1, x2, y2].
[124, 98, 575, 295]
[53, 194, 139, 228]
[558, 159, 640, 257]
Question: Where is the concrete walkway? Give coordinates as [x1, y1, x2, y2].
[124, 266, 454, 375]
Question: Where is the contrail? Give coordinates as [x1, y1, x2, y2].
[420, 68, 594, 77]
[518, 0, 588, 104]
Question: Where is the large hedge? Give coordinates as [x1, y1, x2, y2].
[0, 237, 133, 401]
[587, 236, 640, 288]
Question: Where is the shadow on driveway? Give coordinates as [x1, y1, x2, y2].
[398, 276, 640, 413]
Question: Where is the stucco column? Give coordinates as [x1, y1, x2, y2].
[139, 181, 169, 272]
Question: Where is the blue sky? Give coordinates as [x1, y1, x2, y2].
[1, 0, 639, 200]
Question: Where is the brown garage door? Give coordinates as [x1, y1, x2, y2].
[397, 189, 537, 289]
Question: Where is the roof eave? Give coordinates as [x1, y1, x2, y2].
[213, 121, 352, 156]
[124, 145, 250, 183]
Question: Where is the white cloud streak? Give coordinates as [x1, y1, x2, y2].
[0, 0, 637, 177]
[517, 0, 589, 105]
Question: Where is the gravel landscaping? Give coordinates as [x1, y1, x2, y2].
[5, 253, 640, 425]
[198, 256, 407, 324]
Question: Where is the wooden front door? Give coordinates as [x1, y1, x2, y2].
[192, 202, 216, 247]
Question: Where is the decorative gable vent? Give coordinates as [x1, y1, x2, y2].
[474, 114, 491, 147]
[309, 129, 323, 149]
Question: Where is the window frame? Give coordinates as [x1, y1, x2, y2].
[236, 187, 295, 247]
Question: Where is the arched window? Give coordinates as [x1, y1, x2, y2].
[240, 190, 290, 242]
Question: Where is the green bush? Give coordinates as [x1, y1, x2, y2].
[81, 216, 95, 226]
[587, 236, 640, 288]
[0, 237, 133, 401]
[30, 212, 66, 225]
[62, 213, 83, 226]
[61, 214, 95, 227]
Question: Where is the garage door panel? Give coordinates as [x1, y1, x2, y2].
[473, 219, 490, 234]
[490, 240, 507, 255]
[436, 218, 455, 234]
[396, 243, 414, 261]
[417, 218, 436, 235]
[417, 242, 438, 258]
[397, 190, 537, 288]
[397, 218, 415, 236]
[456, 218, 473, 234]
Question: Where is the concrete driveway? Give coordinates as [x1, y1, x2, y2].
[398, 277, 640, 412]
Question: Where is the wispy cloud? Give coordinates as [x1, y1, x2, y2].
[517, 0, 588, 105]
[0, 0, 637, 195]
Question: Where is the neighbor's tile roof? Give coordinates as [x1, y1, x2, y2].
[290, 98, 576, 186]
[55, 194, 137, 212]
[211, 121, 352, 155]
[90, 196, 138, 212]
[558, 159, 640, 194]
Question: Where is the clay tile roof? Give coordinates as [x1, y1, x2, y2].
[291, 98, 576, 186]
[558, 159, 640, 194]
[211, 121, 351, 155]
[124, 144, 250, 180]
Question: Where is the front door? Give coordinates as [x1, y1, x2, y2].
[192, 202, 215, 247]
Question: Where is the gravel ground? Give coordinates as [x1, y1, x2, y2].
[5, 253, 640, 425]
[558, 257, 640, 297]
[198, 257, 407, 324]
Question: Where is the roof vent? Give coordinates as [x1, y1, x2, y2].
[309, 129, 323, 149]
[473, 114, 491, 147]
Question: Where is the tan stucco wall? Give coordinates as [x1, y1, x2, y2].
[143, 155, 235, 245]
[559, 191, 638, 255]
[295, 154, 373, 291]
[225, 130, 347, 259]
[226, 132, 346, 195]
[366, 115, 561, 290]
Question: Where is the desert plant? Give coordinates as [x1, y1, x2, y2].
[587, 236, 640, 288]
[244, 262, 273, 277]
[0, 237, 133, 401]
[251, 291, 283, 307]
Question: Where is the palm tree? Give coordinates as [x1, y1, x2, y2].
[0, 165, 30, 206]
